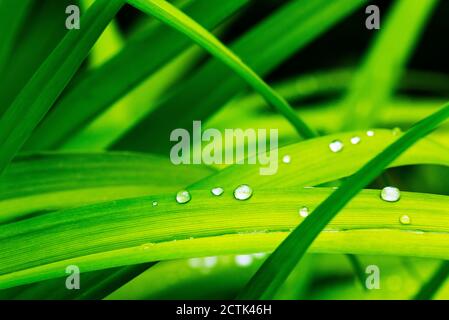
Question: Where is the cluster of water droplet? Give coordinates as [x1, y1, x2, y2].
[152, 128, 409, 235]
[174, 184, 254, 204]
[328, 130, 377, 153]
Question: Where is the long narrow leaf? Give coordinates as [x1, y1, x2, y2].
[0, 188, 448, 289]
[0, 0, 124, 175]
[238, 102, 449, 299]
[126, 0, 317, 139]
[24, 0, 248, 151]
[114, 0, 366, 153]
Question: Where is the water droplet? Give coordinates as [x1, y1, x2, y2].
[392, 127, 402, 136]
[235, 254, 253, 267]
[282, 155, 291, 164]
[234, 184, 253, 201]
[188, 258, 203, 268]
[329, 140, 344, 153]
[176, 190, 191, 204]
[399, 214, 411, 225]
[204, 256, 218, 268]
[211, 187, 224, 196]
[380, 186, 400, 202]
[366, 130, 375, 137]
[152, 201, 158, 206]
[299, 206, 309, 218]
[350, 136, 361, 145]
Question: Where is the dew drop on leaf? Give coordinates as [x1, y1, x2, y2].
[204, 256, 218, 268]
[282, 155, 291, 163]
[152, 201, 158, 206]
[299, 206, 310, 217]
[350, 136, 361, 145]
[211, 187, 224, 196]
[233, 184, 253, 200]
[366, 130, 375, 137]
[399, 214, 411, 225]
[235, 254, 253, 267]
[380, 186, 401, 202]
[176, 190, 191, 204]
[329, 140, 344, 153]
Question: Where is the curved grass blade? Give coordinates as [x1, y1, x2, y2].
[0, 0, 124, 175]
[24, 0, 249, 151]
[414, 261, 449, 300]
[192, 129, 449, 190]
[126, 0, 317, 139]
[2, 130, 447, 223]
[0, 152, 214, 223]
[4, 127, 449, 223]
[115, 0, 367, 153]
[1, 188, 449, 289]
[238, 102, 449, 299]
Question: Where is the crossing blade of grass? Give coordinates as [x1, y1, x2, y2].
[0, 0, 75, 116]
[114, 0, 366, 153]
[238, 102, 449, 299]
[0, 153, 214, 223]
[0, 0, 124, 175]
[414, 261, 449, 300]
[0, 0, 33, 77]
[0, 187, 448, 289]
[341, 0, 437, 130]
[24, 0, 248, 152]
[126, 0, 317, 139]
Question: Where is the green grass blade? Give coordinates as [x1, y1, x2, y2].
[24, 0, 248, 151]
[127, 0, 317, 139]
[3, 129, 447, 223]
[192, 129, 449, 189]
[238, 102, 449, 299]
[0, 0, 75, 116]
[0, 0, 33, 77]
[0, 0, 123, 175]
[114, 0, 366, 153]
[0, 188, 448, 289]
[341, 0, 437, 130]
[0, 153, 214, 223]
[414, 261, 449, 300]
